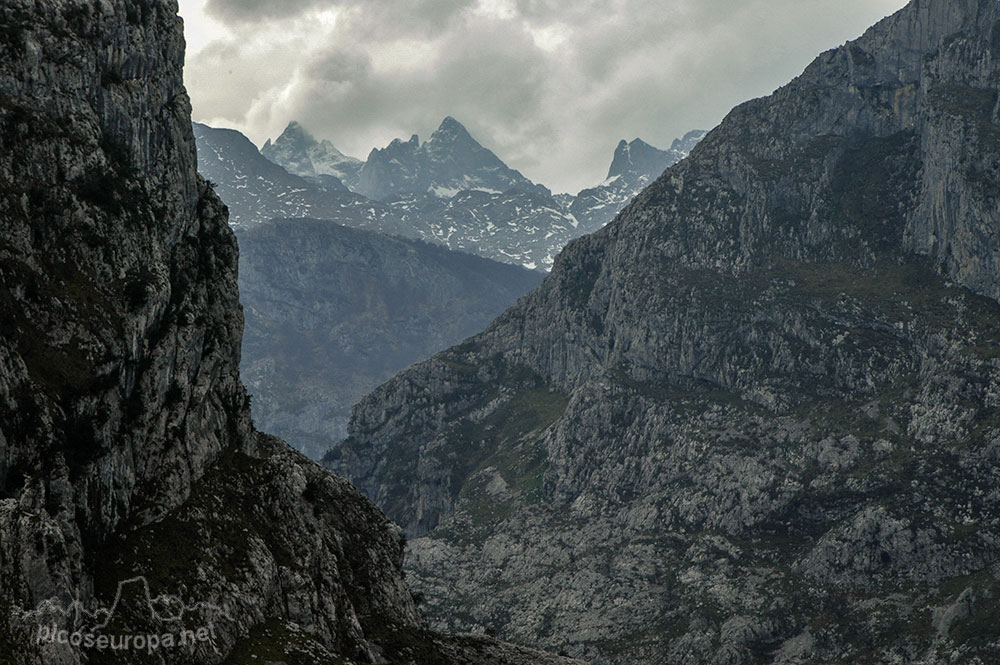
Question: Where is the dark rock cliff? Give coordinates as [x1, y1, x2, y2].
[0, 2, 582, 664]
[329, 1, 1000, 663]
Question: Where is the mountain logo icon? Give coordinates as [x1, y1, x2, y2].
[14, 577, 232, 656]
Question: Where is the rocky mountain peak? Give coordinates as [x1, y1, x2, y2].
[261, 119, 362, 189]
[606, 137, 668, 180]
[429, 115, 476, 145]
[358, 116, 550, 201]
[278, 119, 310, 142]
[568, 131, 704, 234]
[669, 129, 707, 154]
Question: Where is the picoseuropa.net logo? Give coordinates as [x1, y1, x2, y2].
[18, 577, 230, 656]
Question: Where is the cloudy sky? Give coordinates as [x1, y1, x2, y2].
[177, 0, 909, 194]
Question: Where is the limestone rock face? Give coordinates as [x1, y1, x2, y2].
[0, 2, 583, 664]
[330, 1, 1000, 663]
[0, 0, 249, 602]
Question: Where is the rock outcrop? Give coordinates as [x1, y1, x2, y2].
[329, 1, 1000, 663]
[0, 2, 582, 664]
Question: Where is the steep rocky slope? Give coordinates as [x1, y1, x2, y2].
[0, 2, 581, 664]
[329, 1, 1000, 663]
[238, 218, 542, 459]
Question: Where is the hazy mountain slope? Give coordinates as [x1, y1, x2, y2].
[328, 1, 1000, 663]
[0, 2, 580, 664]
[261, 120, 364, 191]
[238, 218, 543, 459]
[570, 131, 705, 233]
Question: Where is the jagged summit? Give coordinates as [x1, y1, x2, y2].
[357, 116, 551, 201]
[568, 131, 704, 234]
[261, 119, 363, 189]
[669, 129, 707, 153]
[265, 119, 311, 145]
[428, 115, 477, 144]
[606, 137, 671, 180]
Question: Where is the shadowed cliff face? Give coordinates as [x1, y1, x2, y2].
[330, 1, 1000, 663]
[0, 0, 249, 588]
[0, 2, 584, 664]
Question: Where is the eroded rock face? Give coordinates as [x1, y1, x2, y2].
[0, 3, 584, 664]
[330, 1, 1000, 663]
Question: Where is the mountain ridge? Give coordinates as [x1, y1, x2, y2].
[200, 117, 703, 270]
[328, 0, 1000, 662]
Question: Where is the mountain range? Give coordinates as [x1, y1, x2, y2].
[327, 0, 1000, 663]
[196, 116, 702, 270]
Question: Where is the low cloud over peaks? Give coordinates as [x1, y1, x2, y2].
[182, 0, 908, 193]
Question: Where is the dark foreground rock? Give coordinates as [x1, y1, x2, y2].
[0, 2, 583, 664]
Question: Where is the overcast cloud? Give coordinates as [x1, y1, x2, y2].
[178, 0, 909, 194]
